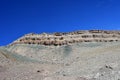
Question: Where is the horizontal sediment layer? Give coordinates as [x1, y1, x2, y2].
[11, 30, 120, 46]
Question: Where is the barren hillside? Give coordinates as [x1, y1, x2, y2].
[12, 30, 120, 46]
[1, 30, 120, 80]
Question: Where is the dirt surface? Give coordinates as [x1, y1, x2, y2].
[0, 42, 120, 80]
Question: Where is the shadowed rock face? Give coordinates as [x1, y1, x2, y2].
[11, 30, 120, 46]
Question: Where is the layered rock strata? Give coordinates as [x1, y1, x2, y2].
[11, 30, 120, 46]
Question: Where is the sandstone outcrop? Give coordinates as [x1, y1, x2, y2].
[11, 30, 120, 46]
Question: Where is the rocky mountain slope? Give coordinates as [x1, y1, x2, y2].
[12, 30, 120, 46]
[1, 30, 120, 80]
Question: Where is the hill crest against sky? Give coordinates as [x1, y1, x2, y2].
[1, 0, 120, 45]
[10, 30, 120, 46]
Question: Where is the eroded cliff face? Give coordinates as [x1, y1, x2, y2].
[11, 30, 120, 46]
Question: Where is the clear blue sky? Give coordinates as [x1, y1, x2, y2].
[0, 0, 120, 46]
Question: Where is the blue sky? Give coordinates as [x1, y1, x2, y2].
[0, 0, 120, 46]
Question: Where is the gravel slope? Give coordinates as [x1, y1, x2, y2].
[0, 42, 120, 80]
